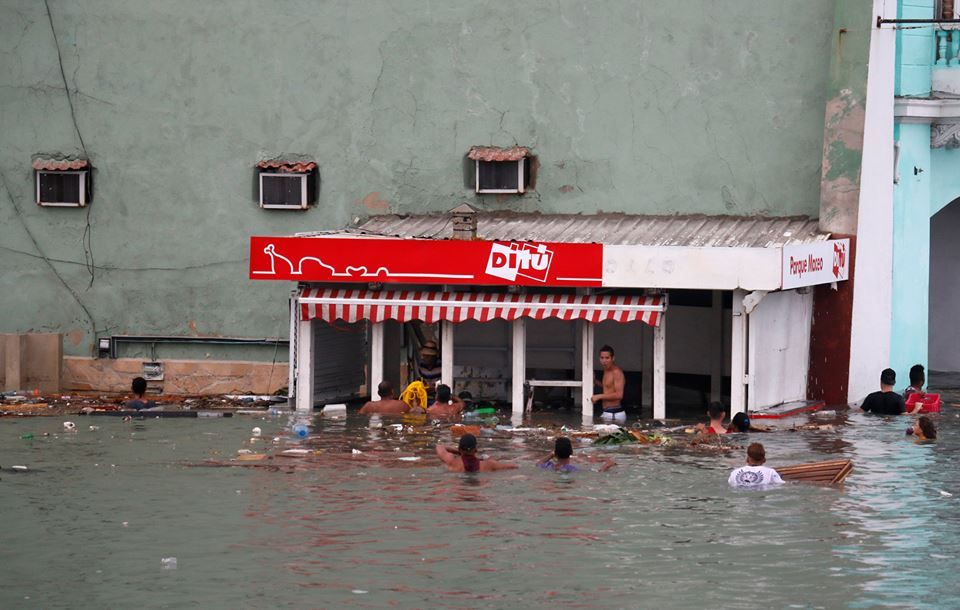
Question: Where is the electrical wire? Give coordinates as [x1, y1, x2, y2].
[44, 0, 96, 287]
[0, 244, 243, 272]
[0, 167, 99, 338]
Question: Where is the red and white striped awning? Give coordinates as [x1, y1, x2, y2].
[299, 288, 665, 326]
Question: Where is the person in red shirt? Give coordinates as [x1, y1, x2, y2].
[695, 401, 728, 435]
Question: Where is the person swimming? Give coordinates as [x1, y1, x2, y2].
[538, 437, 579, 472]
[537, 436, 615, 472]
[435, 433, 517, 473]
[908, 415, 937, 442]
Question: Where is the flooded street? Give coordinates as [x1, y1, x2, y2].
[2, 383, 959, 609]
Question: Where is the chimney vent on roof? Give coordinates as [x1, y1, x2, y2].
[450, 203, 478, 240]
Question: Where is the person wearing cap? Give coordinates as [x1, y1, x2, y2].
[416, 339, 442, 391]
[861, 368, 918, 415]
[427, 383, 465, 418]
[728, 442, 784, 488]
[725, 412, 769, 433]
[359, 380, 411, 415]
[435, 433, 517, 472]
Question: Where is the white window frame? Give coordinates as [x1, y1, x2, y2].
[475, 159, 525, 194]
[36, 170, 87, 207]
[259, 172, 309, 210]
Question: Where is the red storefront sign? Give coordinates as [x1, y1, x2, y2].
[249, 236, 603, 287]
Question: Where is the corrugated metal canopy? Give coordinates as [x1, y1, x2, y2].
[327, 212, 829, 248]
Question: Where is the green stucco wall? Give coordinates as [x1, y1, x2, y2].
[817, 0, 874, 235]
[0, 0, 838, 356]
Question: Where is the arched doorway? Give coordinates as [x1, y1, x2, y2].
[930, 197, 960, 372]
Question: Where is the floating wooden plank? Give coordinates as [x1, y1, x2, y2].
[751, 400, 827, 420]
[82, 410, 233, 418]
[777, 459, 852, 484]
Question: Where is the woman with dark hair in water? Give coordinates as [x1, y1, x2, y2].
[435, 434, 517, 472]
[910, 415, 937, 442]
[537, 437, 615, 472]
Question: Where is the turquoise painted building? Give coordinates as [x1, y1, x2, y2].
[893, 0, 960, 378]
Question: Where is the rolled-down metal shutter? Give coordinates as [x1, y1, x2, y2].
[312, 320, 368, 404]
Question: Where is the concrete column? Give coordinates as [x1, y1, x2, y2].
[441, 321, 454, 389]
[730, 289, 747, 415]
[383, 321, 402, 391]
[295, 319, 314, 412]
[3, 334, 27, 392]
[652, 315, 666, 420]
[287, 293, 297, 403]
[370, 322, 384, 397]
[711, 290, 724, 403]
[511, 318, 526, 424]
[891, 122, 931, 380]
[641, 324, 653, 413]
[847, 0, 896, 402]
[581, 321, 594, 427]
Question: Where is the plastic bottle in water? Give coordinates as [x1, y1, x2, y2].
[293, 423, 309, 438]
[161, 557, 177, 570]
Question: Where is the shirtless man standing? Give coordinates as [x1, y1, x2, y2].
[591, 345, 626, 422]
[359, 381, 411, 415]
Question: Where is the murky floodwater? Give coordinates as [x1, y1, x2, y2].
[3, 384, 960, 609]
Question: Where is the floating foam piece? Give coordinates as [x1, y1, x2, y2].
[593, 424, 621, 437]
[279, 448, 312, 457]
[323, 403, 347, 415]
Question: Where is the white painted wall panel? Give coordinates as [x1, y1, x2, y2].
[848, 0, 896, 402]
[602, 246, 782, 290]
[748, 290, 813, 409]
